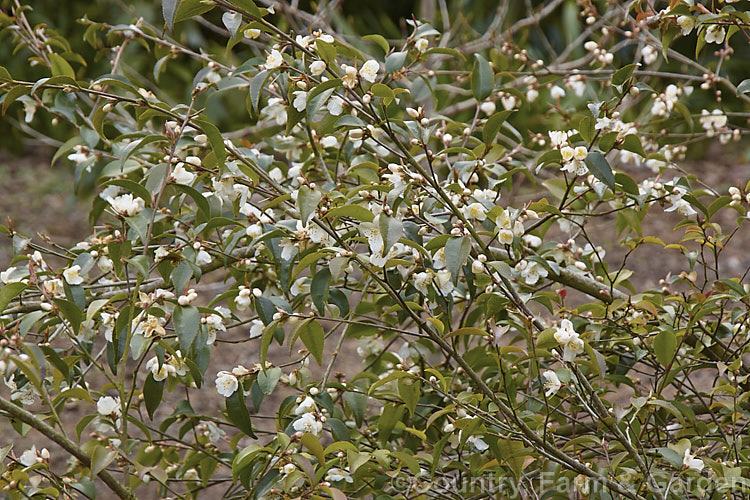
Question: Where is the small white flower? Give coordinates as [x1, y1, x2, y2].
[705, 24, 726, 45]
[265, 49, 284, 69]
[550, 85, 566, 100]
[63, 265, 85, 285]
[281, 463, 296, 475]
[97, 256, 113, 273]
[683, 447, 704, 471]
[359, 60, 380, 83]
[542, 370, 562, 396]
[341, 64, 359, 89]
[554, 319, 577, 345]
[146, 356, 176, 381]
[294, 396, 317, 415]
[292, 90, 307, 112]
[171, 164, 196, 185]
[327, 95, 345, 115]
[326, 467, 354, 483]
[97, 395, 121, 417]
[196, 249, 212, 266]
[479, 101, 496, 116]
[466, 435, 489, 451]
[108, 193, 145, 217]
[677, 15, 694, 36]
[293, 412, 323, 435]
[215, 371, 239, 397]
[463, 202, 487, 221]
[19, 446, 42, 467]
[310, 60, 326, 76]
[249, 319, 264, 339]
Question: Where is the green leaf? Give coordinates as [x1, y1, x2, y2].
[471, 54, 494, 101]
[0, 66, 12, 83]
[48, 53, 75, 79]
[300, 433, 326, 467]
[621, 134, 646, 158]
[162, 0, 180, 32]
[257, 366, 281, 395]
[737, 79, 750, 96]
[89, 444, 117, 479]
[174, 306, 200, 351]
[482, 110, 513, 144]
[654, 330, 677, 367]
[397, 377, 421, 417]
[310, 268, 331, 315]
[584, 151, 615, 189]
[298, 319, 324, 365]
[226, 389, 257, 438]
[497, 438, 526, 480]
[385, 51, 408, 73]
[324, 205, 374, 222]
[378, 403, 404, 446]
[363, 34, 389, 54]
[174, 0, 214, 23]
[143, 373, 164, 420]
[53, 299, 82, 334]
[194, 117, 226, 168]
[297, 185, 322, 224]
[343, 391, 367, 427]
[611, 63, 636, 87]
[0, 282, 27, 313]
[306, 78, 341, 118]
[444, 237, 471, 284]
[2, 85, 29, 116]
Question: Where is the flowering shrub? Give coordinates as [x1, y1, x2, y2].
[1, 0, 750, 498]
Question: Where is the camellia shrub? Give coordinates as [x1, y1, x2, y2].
[1, 0, 750, 498]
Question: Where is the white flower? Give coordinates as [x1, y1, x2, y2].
[641, 45, 658, 65]
[665, 187, 697, 217]
[554, 319, 577, 345]
[479, 101, 496, 116]
[235, 286, 253, 311]
[327, 96, 345, 115]
[415, 38, 429, 52]
[281, 463, 296, 475]
[108, 193, 145, 217]
[146, 356, 176, 381]
[171, 164, 196, 185]
[97, 256, 113, 273]
[196, 249, 212, 266]
[515, 259, 548, 285]
[19, 446, 42, 467]
[265, 49, 284, 69]
[359, 60, 379, 83]
[542, 370, 562, 396]
[683, 447, 704, 471]
[341, 64, 358, 89]
[414, 271, 433, 295]
[705, 24, 726, 44]
[43, 278, 64, 297]
[326, 467, 354, 483]
[67, 145, 89, 164]
[677, 15, 694, 36]
[215, 371, 239, 397]
[63, 265, 85, 285]
[466, 435, 489, 451]
[244, 28, 261, 39]
[435, 270, 454, 295]
[294, 396, 317, 415]
[500, 94, 516, 111]
[463, 202, 487, 221]
[357, 336, 384, 357]
[97, 395, 121, 417]
[292, 90, 307, 112]
[249, 319, 264, 339]
[310, 60, 327, 76]
[550, 85, 566, 100]
[263, 97, 287, 125]
[293, 412, 323, 435]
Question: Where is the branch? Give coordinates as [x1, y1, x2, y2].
[0, 396, 137, 500]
